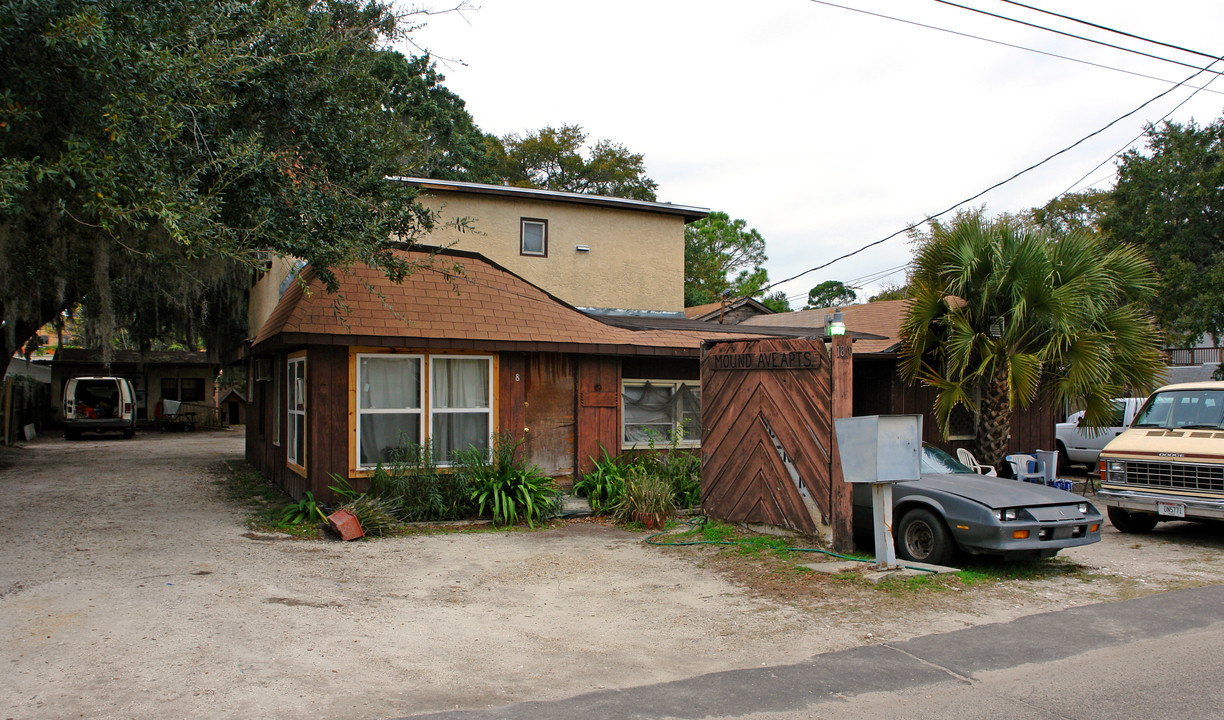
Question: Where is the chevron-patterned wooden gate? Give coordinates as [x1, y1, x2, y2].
[700, 336, 853, 546]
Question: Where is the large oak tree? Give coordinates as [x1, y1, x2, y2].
[0, 0, 440, 378]
[1102, 119, 1224, 346]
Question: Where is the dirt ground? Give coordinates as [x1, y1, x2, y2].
[3, 431, 1224, 720]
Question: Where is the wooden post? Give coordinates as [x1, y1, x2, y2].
[830, 334, 854, 551]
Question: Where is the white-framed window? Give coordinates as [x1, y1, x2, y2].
[353, 353, 493, 470]
[287, 356, 306, 468]
[622, 380, 701, 448]
[429, 356, 494, 461]
[521, 218, 547, 257]
[356, 354, 424, 469]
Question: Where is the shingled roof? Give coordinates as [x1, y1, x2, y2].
[251, 248, 784, 357]
[738, 299, 911, 354]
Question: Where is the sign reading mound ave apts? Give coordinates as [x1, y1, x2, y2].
[707, 349, 820, 371]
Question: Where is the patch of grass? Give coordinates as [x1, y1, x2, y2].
[699, 520, 740, 543]
[955, 557, 1090, 585]
[732, 536, 793, 559]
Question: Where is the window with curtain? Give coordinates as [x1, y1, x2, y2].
[622, 380, 701, 448]
[430, 356, 492, 462]
[521, 218, 547, 256]
[287, 357, 306, 467]
[355, 354, 423, 469]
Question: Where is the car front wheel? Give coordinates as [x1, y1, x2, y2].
[1107, 506, 1159, 534]
[897, 508, 955, 566]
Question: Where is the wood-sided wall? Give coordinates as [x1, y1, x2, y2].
[854, 355, 1055, 462]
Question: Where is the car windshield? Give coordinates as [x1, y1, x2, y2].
[1132, 389, 1224, 430]
[921, 445, 975, 474]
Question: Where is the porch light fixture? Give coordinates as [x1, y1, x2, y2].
[826, 310, 846, 337]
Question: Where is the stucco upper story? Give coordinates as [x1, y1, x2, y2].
[246, 178, 708, 338]
[393, 177, 704, 316]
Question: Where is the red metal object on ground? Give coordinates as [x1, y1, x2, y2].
[327, 508, 364, 541]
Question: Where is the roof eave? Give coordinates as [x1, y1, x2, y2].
[389, 176, 710, 223]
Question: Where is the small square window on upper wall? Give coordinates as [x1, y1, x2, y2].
[521, 218, 547, 257]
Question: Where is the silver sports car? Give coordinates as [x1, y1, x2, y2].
[852, 445, 1103, 564]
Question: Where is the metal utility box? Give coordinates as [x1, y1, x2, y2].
[833, 414, 922, 484]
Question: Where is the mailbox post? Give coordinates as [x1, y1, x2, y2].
[833, 415, 923, 569]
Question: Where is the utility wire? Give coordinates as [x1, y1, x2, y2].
[756, 51, 1224, 298]
[1060, 55, 1224, 197]
[805, 0, 1224, 96]
[933, 0, 1224, 77]
[998, 0, 1220, 61]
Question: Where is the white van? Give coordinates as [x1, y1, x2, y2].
[63, 376, 137, 440]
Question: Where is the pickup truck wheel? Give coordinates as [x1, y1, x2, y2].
[1107, 506, 1159, 534]
[897, 509, 955, 566]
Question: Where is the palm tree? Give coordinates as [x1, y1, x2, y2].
[899, 215, 1167, 469]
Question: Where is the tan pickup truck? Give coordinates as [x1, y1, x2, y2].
[1098, 381, 1224, 533]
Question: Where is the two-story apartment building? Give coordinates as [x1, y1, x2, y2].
[243, 179, 798, 500]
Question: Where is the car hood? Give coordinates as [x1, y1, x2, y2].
[905, 473, 1085, 509]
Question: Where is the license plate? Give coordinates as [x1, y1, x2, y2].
[1157, 501, 1186, 518]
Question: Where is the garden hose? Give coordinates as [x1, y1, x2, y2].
[644, 516, 939, 573]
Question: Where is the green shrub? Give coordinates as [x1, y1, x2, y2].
[278, 491, 327, 528]
[625, 424, 702, 510]
[574, 446, 628, 514]
[364, 441, 477, 522]
[458, 433, 557, 527]
[612, 464, 674, 528]
[657, 449, 701, 509]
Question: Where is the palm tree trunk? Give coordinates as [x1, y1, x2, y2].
[977, 373, 1012, 471]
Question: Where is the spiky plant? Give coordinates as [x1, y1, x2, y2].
[900, 214, 1167, 469]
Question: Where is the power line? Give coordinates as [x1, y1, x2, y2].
[780, 263, 908, 305]
[998, 0, 1220, 62]
[805, 0, 1224, 96]
[756, 48, 1224, 298]
[1060, 55, 1224, 197]
[933, 0, 1224, 77]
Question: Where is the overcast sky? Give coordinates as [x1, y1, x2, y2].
[406, 0, 1224, 308]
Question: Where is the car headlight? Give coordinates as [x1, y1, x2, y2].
[1078, 503, 1089, 514]
[1106, 459, 1127, 483]
[993, 508, 1018, 521]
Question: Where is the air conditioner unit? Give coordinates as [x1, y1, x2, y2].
[254, 358, 272, 382]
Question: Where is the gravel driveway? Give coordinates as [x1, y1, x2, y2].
[4, 431, 1224, 719]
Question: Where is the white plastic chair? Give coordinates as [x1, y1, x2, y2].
[1005, 453, 1046, 483]
[956, 448, 997, 476]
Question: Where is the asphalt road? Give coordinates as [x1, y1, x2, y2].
[400, 584, 1224, 720]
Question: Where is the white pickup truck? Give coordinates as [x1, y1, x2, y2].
[1055, 396, 1146, 468]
